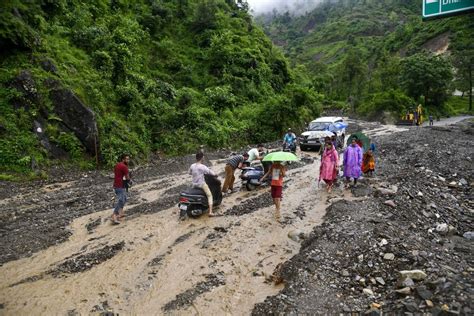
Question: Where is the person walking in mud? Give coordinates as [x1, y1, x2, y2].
[319, 142, 339, 193]
[112, 154, 131, 224]
[343, 137, 362, 188]
[260, 161, 286, 222]
[189, 152, 218, 217]
[222, 152, 248, 194]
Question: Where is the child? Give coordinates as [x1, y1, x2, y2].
[261, 161, 286, 221]
[362, 148, 375, 177]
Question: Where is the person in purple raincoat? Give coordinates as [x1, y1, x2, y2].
[343, 137, 363, 188]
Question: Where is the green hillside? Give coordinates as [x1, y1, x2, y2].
[0, 0, 323, 178]
[255, 0, 473, 117]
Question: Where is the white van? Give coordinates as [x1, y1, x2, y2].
[299, 116, 346, 151]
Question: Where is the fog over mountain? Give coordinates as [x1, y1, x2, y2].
[247, 0, 325, 15]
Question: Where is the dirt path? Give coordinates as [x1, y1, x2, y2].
[0, 119, 451, 314]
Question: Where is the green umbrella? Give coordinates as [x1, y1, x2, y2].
[262, 151, 299, 162]
[346, 132, 370, 151]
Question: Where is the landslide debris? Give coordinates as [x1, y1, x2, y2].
[253, 122, 473, 315]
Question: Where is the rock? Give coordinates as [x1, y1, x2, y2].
[462, 231, 474, 240]
[288, 230, 303, 242]
[384, 200, 396, 208]
[9, 70, 41, 110]
[362, 288, 374, 296]
[379, 239, 388, 246]
[435, 223, 449, 234]
[415, 286, 433, 299]
[383, 253, 395, 260]
[341, 270, 350, 277]
[399, 270, 427, 281]
[375, 277, 385, 285]
[40, 59, 58, 73]
[49, 83, 99, 155]
[364, 308, 380, 316]
[399, 277, 415, 288]
[426, 299, 434, 308]
[395, 287, 411, 295]
[459, 178, 467, 186]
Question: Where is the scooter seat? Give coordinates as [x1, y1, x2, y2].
[182, 187, 204, 196]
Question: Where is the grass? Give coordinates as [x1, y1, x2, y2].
[446, 95, 473, 115]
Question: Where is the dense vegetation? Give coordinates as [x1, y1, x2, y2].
[255, 0, 473, 118]
[0, 0, 322, 178]
[1, 0, 472, 179]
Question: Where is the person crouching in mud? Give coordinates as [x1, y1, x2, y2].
[189, 152, 218, 217]
[260, 161, 286, 221]
[112, 154, 131, 224]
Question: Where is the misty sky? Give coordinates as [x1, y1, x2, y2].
[246, 0, 323, 15]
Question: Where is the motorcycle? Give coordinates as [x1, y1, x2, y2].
[240, 160, 272, 191]
[178, 174, 223, 219]
[283, 141, 297, 153]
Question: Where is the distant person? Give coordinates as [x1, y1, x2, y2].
[343, 137, 363, 188]
[222, 152, 248, 194]
[362, 148, 375, 177]
[429, 115, 434, 126]
[189, 152, 217, 217]
[319, 136, 331, 155]
[112, 154, 131, 224]
[319, 142, 339, 193]
[331, 132, 339, 149]
[260, 161, 286, 222]
[283, 128, 297, 152]
[247, 144, 265, 163]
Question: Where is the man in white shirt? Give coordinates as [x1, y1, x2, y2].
[247, 144, 264, 163]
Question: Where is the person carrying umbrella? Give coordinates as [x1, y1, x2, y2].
[343, 137, 363, 188]
[319, 142, 339, 192]
[260, 151, 297, 222]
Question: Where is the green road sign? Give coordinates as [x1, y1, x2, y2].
[423, 0, 474, 19]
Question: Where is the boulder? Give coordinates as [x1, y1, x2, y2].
[49, 85, 99, 155]
[399, 270, 427, 281]
[9, 70, 41, 110]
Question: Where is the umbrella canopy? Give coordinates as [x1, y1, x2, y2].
[346, 132, 370, 151]
[262, 151, 299, 162]
[328, 122, 348, 133]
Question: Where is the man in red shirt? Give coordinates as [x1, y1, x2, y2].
[112, 154, 130, 224]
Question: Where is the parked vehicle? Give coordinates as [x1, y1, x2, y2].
[300, 116, 346, 151]
[178, 174, 222, 219]
[240, 161, 272, 191]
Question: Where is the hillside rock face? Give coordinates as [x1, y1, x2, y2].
[49, 86, 99, 155]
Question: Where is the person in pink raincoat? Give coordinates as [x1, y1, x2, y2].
[319, 142, 339, 192]
[343, 137, 363, 188]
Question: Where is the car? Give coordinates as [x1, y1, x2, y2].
[299, 116, 346, 151]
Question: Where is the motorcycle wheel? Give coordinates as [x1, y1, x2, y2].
[187, 205, 204, 218]
[246, 183, 256, 191]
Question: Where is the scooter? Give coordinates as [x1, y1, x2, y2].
[178, 174, 222, 219]
[240, 160, 272, 191]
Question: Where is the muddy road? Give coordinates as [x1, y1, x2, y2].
[0, 118, 471, 315]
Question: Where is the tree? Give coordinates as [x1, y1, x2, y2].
[451, 31, 474, 111]
[399, 53, 452, 107]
